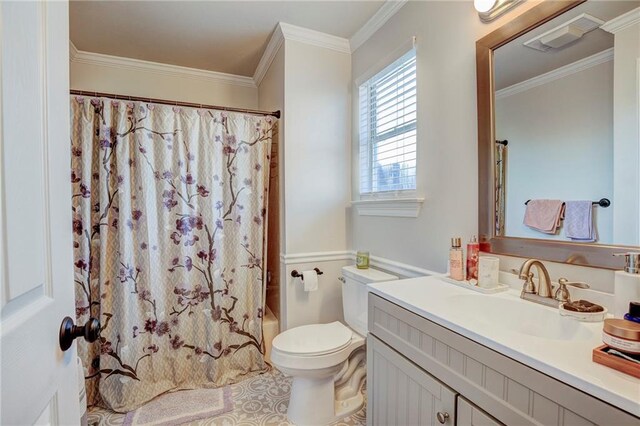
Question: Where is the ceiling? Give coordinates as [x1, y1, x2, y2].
[69, 1, 385, 77]
[494, 1, 639, 90]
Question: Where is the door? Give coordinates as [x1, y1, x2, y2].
[367, 335, 457, 426]
[0, 1, 81, 424]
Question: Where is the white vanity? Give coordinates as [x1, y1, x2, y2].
[366, 276, 640, 426]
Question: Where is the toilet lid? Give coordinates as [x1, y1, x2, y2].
[272, 322, 353, 356]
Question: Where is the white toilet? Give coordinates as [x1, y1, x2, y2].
[271, 265, 397, 425]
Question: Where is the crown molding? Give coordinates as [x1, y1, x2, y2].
[601, 7, 640, 34]
[71, 19, 353, 90]
[279, 22, 351, 54]
[69, 40, 79, 60]
[350, 0, 408, 53]
[253, 22, 350, 87]
[495, 47, 613, 99]
[69, 41, 256, 88]
[253, 24, 285, 87]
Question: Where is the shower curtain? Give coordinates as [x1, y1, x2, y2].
[71, 96, 274, 411]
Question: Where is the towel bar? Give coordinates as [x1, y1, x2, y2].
[524, 198, 610, 208]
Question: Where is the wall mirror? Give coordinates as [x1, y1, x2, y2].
[477, 0, 640, 269]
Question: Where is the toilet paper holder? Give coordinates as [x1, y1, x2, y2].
[291, 268, 323, 279]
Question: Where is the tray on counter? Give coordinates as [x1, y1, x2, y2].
[593, 345, 640, 379]
[441, 275, 510, 294]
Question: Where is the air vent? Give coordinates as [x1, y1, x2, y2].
[524, 13, 605, 52]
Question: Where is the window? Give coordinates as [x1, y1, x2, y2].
[359, 48, 417, 197]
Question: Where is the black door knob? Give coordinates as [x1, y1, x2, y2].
[59, 316, 100, 351]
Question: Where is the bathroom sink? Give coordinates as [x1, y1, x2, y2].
[446, 293, 595, 341]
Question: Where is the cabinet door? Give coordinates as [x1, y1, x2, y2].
[368, 335, 456, 426]
[458, 397, 504, 426]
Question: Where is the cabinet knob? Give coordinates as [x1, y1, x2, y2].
[436, 411, 450, 424]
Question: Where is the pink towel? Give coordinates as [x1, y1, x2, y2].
[523, 199, 565, 234]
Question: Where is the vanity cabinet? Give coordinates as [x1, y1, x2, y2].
[457, 397, 502, 426]
[368, 335, 457, 425]
[367, 293, 639, 426]
[368, 334, 503, 426]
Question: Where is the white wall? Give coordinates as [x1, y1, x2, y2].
[283, 258, 351, 330]
[610, 19, 640, 245]
[350, 1, 539, 273]
[280, 40, 351, 330]
[284, 40, 351, 254]
[258, 45, 285, 322]
[70, 59, 258, 109]
[258, 36, 351, 330]
[496, 61, 614, 243]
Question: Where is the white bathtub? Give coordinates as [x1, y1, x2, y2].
[262, 305, 279, 363]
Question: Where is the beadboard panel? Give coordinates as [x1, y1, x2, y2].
[369, 294, 639, 426]
[367, 336, 457, 426]
[458, 396, 503, 426]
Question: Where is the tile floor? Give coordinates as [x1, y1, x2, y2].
[88, 368, 366, 425]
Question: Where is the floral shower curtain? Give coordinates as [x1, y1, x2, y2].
[71, 96, 274, 412]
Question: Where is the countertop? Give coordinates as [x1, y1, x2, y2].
[368, 275, 640, 417]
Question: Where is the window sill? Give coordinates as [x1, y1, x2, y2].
[351, 198, 424, 218]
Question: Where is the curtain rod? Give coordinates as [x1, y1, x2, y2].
[70, 90, 281, 119]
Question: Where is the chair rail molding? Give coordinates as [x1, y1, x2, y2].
[280, 250, 437, 278]
[280, 251, 352, 265]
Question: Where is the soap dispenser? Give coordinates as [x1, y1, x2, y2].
[613, 252, 640, 318]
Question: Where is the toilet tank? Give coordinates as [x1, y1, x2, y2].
[341, 266, 397, 336]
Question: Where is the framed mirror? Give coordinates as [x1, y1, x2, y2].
[477, 0, 640, 269]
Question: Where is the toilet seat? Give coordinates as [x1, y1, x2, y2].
[270, 323, 365, 372]
[272, 321, 353, 357]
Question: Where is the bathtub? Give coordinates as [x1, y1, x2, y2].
[262, 305, 279, 363]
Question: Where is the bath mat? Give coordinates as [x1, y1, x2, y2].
[123, 387, 232, 425]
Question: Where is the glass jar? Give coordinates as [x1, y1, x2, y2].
[356, 251, 370, 269]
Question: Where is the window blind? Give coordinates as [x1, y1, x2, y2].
[359, 48, 417, 196]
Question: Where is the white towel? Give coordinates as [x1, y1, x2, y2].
[565, 200, 596, 241]
[302, 270, 318, 292]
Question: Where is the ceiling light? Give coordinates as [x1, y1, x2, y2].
[474, 0, 497, 14]
[475, 0, 524, 23]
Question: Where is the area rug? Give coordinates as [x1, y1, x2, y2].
[90, 368, 366, 425]
[123, 387, 232, 426]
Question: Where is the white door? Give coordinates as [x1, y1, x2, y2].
[0, 1, 81, 425]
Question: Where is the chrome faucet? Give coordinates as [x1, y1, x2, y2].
[518, 259, 557, 308]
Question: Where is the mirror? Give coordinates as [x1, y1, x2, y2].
[477, 0, 640, 269]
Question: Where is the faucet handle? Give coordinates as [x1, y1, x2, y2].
[522, 272, 536, 294]
[554, 277, 590, 302]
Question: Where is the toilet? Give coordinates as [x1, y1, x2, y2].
[271, 265, 398, 425]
